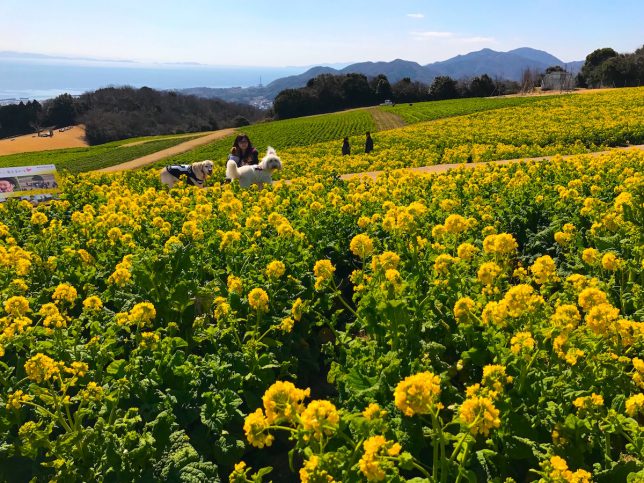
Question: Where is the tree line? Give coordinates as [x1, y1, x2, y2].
[273, 45, 644, 120]
[272, 73, 519, 119]
[577, 46, 644, 88]
[0, 87, 264, 145]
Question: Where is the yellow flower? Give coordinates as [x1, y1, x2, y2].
[444, 214, 468, 234]
[551, 304, 581, 331]
[601, 252, 622, 271]
[65, 361, 88, 377]
[213, 297, 231, 320]
[511, 331, 535, 355]
[578, 288, 608, 311]
[243, 408, 274, 448]
[79, 381, 104, 402]
[530, 255, 558, 285]
[314, 260, 335, 290]
[83, 296, 103, 311]
[10, 279, 28, 293]
[350, 234, 374, 259]
[503, 284, 542, 317]
[371, 251, 400, 272]
[482, 364, 513, 393]
[362, 403, 387, 421]
[394, 371, 441, 416]
[300, 400, 340, 440]
[30, 212, 48, 225]
[227, 275, 243, 295]
[432, 224, 446, 239]
[182, 220, 204, 240]
[4, 296, 30, 316]
[584, 303, 619, 335]
[108, 267, 132, 287]
[229, 461, 249, 483]
[128, 302, 156, 327]
[163, 236, 183, 253]
[454, 297, 476, 323]
[625, 394, 644, 417]
[140, 331, 160, 350]
[459, 396, 501, 436]
[573, 393, 604, 414]
[546, 455, 592, 483]
[52, 283, 77, 305]
[218, 230, 241, 250]
[248, 288, 269, 313]
[582, 248, 601, 266]
[299, 455, 334, 483]
[24, 353, 60, 383]
[483, 233, 518, 256]
[481, 300, 508, 327]
[457, 243, 479, 260]
[291, 298, 304, 321]
[6, 390, 34, 410]
[278, 317, 295, 332]
[265, 260, 286, 280]
[478, 262, 502, 285]
[433, 253, 457, 276]
[358, 435, 402, 482]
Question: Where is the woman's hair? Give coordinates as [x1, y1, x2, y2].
[232, 134, 254, 153]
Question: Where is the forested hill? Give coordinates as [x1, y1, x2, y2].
[0, 86, 264, 145]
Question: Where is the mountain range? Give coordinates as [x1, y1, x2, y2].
[180, 47, 584, 105]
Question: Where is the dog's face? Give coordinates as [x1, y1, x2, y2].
[262, 147, 282, 172]
[193, 160, 214, 178]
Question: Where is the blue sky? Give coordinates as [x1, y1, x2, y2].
[1, 0, 642, 66]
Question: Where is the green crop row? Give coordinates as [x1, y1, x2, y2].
[0, 135, 202, 173]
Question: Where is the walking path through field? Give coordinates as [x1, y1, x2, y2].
[338, 145, 644, 181]
[368, 107, 406, 130]
[98, 128, 236, 173]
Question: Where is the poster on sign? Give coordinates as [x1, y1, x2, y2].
[0, 165, 60, 203]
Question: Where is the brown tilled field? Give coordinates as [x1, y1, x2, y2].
[0, 125, 87, 156]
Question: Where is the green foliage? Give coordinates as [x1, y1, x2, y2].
[380, 95, 550, 124]
[0, 135, 201, 173]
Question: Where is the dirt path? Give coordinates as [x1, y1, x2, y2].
[368, 107, 406, 130]
[98, 128, 236, 172]
[0, 125, 87, 155]
[339, 145, 644, 181]
[119, 132, 212, 148]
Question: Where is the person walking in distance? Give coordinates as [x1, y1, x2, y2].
[342, 137, 351, 156]
[365, 131, 374, 154]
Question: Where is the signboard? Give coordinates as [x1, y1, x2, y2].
[0, 164, 60, 203]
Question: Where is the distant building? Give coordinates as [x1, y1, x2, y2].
[541, 72, 574, 91]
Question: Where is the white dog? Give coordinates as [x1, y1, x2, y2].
[226, 147, 282, 189]
[160, 160, 214, 189]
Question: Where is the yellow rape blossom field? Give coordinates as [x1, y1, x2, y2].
[0, 87, 643, 482]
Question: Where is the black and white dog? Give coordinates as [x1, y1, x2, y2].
[160, 160, 214, 188]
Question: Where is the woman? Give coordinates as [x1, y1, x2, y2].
[228, 134, 259, 167]
[365, 132, 374, 154]
[342, 137, 351, 156]
[0, 177, 17, 193]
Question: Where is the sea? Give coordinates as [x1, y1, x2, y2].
[0, 57, 306, 105]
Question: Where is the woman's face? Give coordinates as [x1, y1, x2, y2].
[0, 180, 15, 193]
[238, 138, 249, 150]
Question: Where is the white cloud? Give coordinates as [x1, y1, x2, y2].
[411, 31, 455, 39]
[407, 13, 424, 18]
